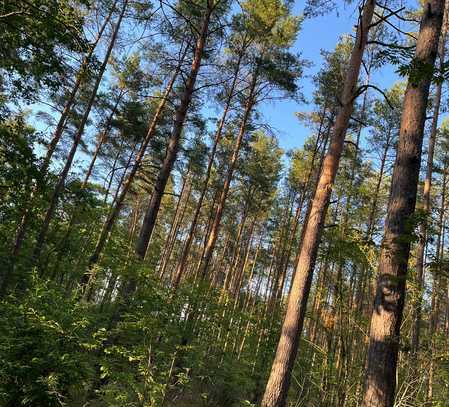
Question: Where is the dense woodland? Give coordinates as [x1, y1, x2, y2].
[1, 0, 449, 405]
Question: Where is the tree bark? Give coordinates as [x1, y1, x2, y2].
[83, 91, 124, 188]
[83, 47, 185, 275]
[41, 0, 119, 175]
[10, 0, 119, 259]
[427, 156, 447, 402]
[412, 2, 448, 354]
[362, 2, 445, 406]
[135, 8, 212, 259]
[197, 70, 258, 279]
[261, 2, 375, 406]
[280, 111, 331, 299]
[172, 48, 244, 289]
[158, 170, 189, 278]
[103, 139, 125, 204]
[159, 173, 192, 280]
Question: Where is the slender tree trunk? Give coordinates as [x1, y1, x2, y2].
[10, 1, 119, 260]
[84, 48, 185, 274]
[427, 158, 447, 402]
[41, 1, 119, 174]
[159, 175, 192, 280]
[232, 219, 256, 297]
[271, 192, 295, 303]
[84, 92, 124, 189]
[192, 188, 219, 282]
[158, 170, 190, 278]
[81, 144, 137, 298]
[279, 117, 330, 299]
[366, 132, 392, 240]
[32, 0, 129, 262]
[172, 50, 244, 288]
[103, 139, 125, 204]
[198, 71, 258, 279]
[223, 208, 248, 293]
[412, 2, 448, 354]
[353, 130, 392, 319]
[135, 8, 212, 259]
[362, 2, 445, 406]
[110, 143, 139, 207]
[100, 199, 141, 308]
[261, 2, 375, 405]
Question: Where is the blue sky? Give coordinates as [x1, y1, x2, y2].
[262, 1, 413, 153]
[31, 0, 420, 177]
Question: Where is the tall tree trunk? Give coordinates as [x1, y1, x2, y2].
[32, 0, 129, 262]
[110, 142, 138, 207]
[41, 0, 119, 174]
[83, 92, 124, 188]
[172, 49, 244, 289]
[135, 8, 212, 259]
[427, 157, 447, 402]
[280, 112, 331, 299]
[354, 129, 392, 318]
[80, 143, 138, 298]
[158, 170, 190, 278]
[83, 47, 185, 276]
[103, 139, 126, 204]
[288, 117, 333, 289]
[197, 71, 258, 279]
[159, 174, 192, 280]
[192, 188, 220, 282]
[261, 2, 375, 406]
[412, 2, 448, 354]
[271, 191, 295, 303]
[366, 131, 392, 240]
[10, 0, 118, 259]
[362, 2, 445, 406]
[232, 218, 256, 297]
[223, 207, 248, 293]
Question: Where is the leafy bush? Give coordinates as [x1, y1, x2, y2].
[0, 278, 98, 406]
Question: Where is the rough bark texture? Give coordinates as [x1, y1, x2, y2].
[362, 2, 445, 406]
[412, 2, 448, 354]
[135, 9, 212, 259]
[261, 2, 376, 406]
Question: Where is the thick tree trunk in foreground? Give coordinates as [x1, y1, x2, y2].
[32, 0, 128, 262]
[135, 9, 212, 259]
[261, 2, 376, 406]
[412, 2, 448, 354]
[362, 2, 445, 406]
